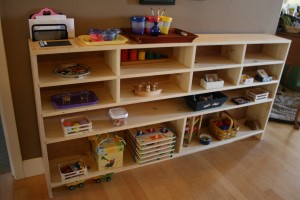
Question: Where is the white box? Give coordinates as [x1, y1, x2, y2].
[200, 79, 224, 89]
[240, 74, 254, 85]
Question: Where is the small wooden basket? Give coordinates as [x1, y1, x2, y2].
[246, 88, 269, 102]
[61, 116, 92, 136]
[284, 25, 300, 33]
[208, 112, 239, 140]
[59, 159, 88, 181]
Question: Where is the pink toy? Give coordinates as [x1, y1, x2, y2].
[30, 8, 60, 19]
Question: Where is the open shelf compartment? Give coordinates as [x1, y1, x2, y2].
[180, 103, 272, 155]
[37, 51, 118, 87]
[40, 80, 118, 117]
[243, 43, 289, 66]
[120, 73, 191, 104]
[194, 44, 245, 70]
[239, 64, 282, 86]
[120, 46, 194, 78]
[191, 68, 242, 93]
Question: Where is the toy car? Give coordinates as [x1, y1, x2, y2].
[94, 173, 113, 183]
[66, 180, 85, 190]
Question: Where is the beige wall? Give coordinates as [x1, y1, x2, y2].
[1, 0, 283, 160]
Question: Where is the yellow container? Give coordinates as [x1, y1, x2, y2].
[90, 134, 124, 172]
[138, 50, 146, 60]
[158, 16, 173, 34]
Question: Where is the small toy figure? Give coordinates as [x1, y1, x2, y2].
[136, 130, 143, 136]
[151, 82, 158, 91]
[80, 93, 89, 103]
[62, 95, 71, 105]
[146, 84, 151, 92]
[137, 83, 143, 91]
[134, 81, 162, 97]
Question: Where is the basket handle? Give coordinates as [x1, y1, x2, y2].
[220, 111, 233, 130]
[221, 111, 238, 131]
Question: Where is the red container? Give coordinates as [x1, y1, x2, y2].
[121, 49, 129, 62]
[129, 49, 138, 61]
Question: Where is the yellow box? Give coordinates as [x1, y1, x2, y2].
[90, 134, 124, 172]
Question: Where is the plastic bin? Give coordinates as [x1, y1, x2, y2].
[158, 16, 172, 34]
[131, 16, 145, 35]
[108, 107, 128, 126]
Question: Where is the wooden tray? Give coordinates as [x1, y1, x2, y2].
[121, 28, 198, 44]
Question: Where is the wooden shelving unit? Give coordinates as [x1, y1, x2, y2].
[28, 34, 290, 198]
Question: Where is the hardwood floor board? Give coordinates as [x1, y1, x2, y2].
[203, 148, 267, 200]
[182, 154, 233, 199]
[114, 171, 147, 200]
[160, 156, 216, 200]
[2, 121, 300, 200]
[219, 143, 286, 200]
[221, 129, 300, 200]
[133, 164, 179, 199]
[0, 173, 14, 200]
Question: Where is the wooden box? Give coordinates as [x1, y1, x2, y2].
[61, 116, 92, 136]
[246, 88, 269, 102]
[59, 159, 88, 181]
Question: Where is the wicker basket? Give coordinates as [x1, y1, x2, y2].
[284, 25, 300, 33]
[208, 112, 239, 140]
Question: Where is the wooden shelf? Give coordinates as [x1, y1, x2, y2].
[120, 80, 188, 104]
[48, 119, 263, 189]
[180, 120, 263, 156]
[120, 60, 191, 78]
[49, 148, 138, 188]
[39, 63, 116, 88]
[43, 90, 273, 144]
[194, 55, 241, 70]
[41, 84, 117, 117]
[243, 53, 284, 66]
[28, 34, 290, 198]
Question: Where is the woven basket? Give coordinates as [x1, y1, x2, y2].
[284, 25, 300, 34]
[208, 111, 239, 140]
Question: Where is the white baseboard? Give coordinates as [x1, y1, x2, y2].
[23, 157, 44, 178]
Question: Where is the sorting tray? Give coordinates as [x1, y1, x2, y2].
[185, 92, 228, 111]
[51, 90, 99, 109]
[121, 28, 198, 44]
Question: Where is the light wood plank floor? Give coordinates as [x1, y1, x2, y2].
[1, 121, 300, 200]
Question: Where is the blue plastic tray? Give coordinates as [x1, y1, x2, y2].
[51, 90, 99, 109]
